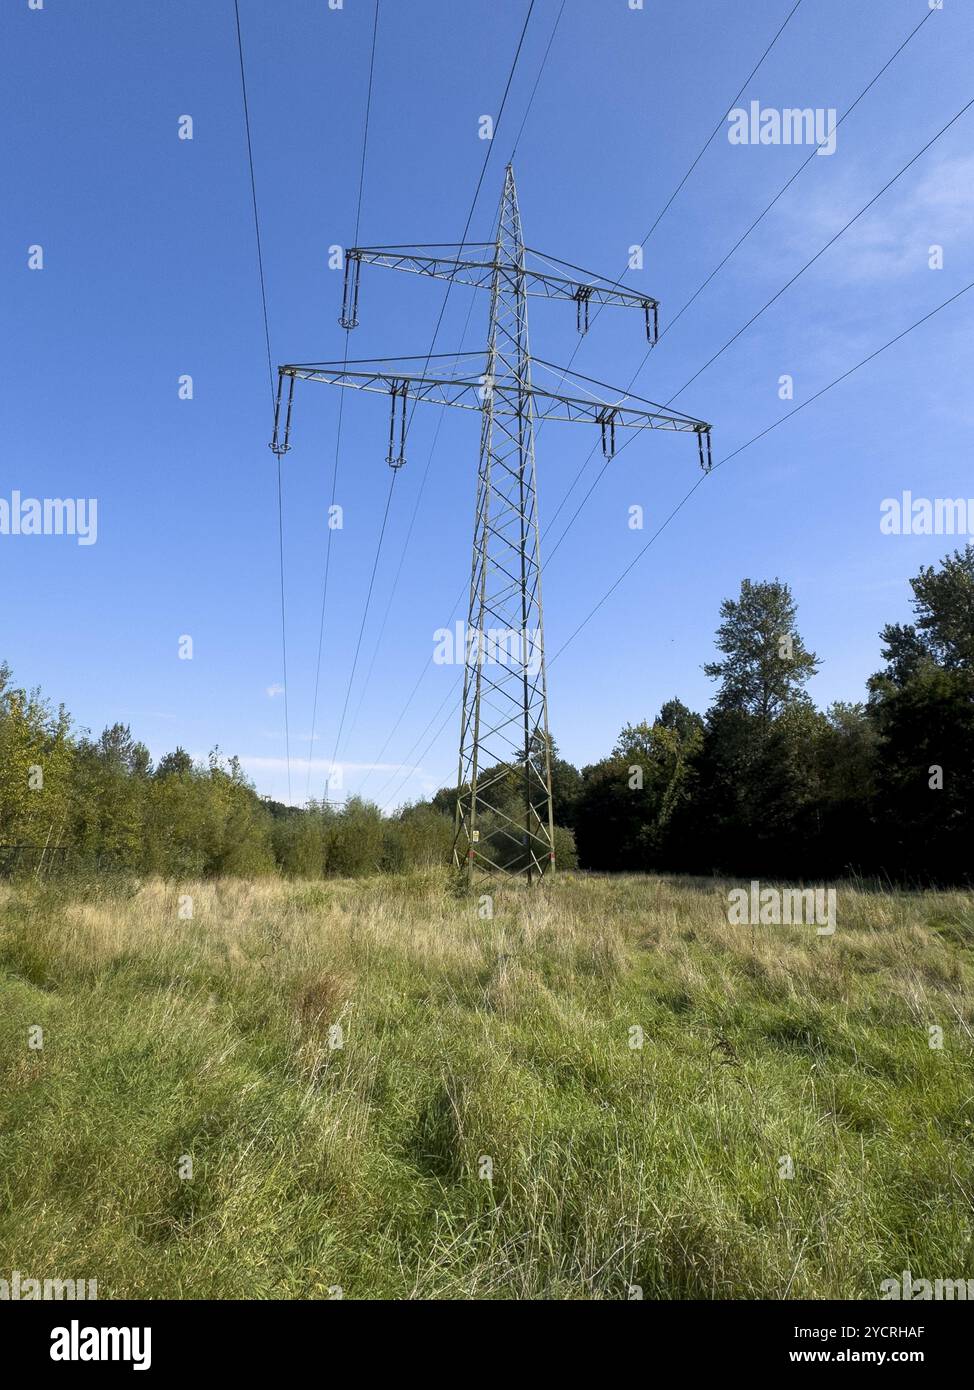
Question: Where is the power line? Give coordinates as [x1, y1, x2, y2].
[405, 0, 537, 420]
[307, 0, 381, 800]
[547, 0, 805, 380]
[332, 0, 540, 781]
[364, 12, 964, 811]
[510, 0, 566, 161]
[637, 0, 805, 252]
[655, 4, 935, 348]
[355, 589, 467, 795]
[233, 1, 275, 407]
[539, 0, 812, 533]
[350, 5, 569, 783]
[381, 279, 973, 808]
[372, 670, 463, 806]
[326, 464, 397, 792]
[338, 303, 481, 767]
[545, 83, 974, 560]
[358, 0, 802, 801]
[669, 92, 974, 402]
[542, 4, 937, 539]
[549, 280, 974, 665]
[710, 283, 974, 474]
[233, 0, 291, 803]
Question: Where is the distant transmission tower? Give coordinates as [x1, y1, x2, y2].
[271, 166, 712, 886]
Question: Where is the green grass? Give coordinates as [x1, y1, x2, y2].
[1, 871, 972, 1299]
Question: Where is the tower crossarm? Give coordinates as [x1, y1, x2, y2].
[523, 245, 659, 328]
[340, 244, 661, 340]
[351, 244, 497, 292]
[272, 358, 712, 468]
[525, 384, 707, 433]
[519, 367, 712, 465]
[277, 358, 489, 413]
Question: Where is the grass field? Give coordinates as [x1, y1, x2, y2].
[1, 870, 973, 1300]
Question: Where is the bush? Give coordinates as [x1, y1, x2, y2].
[383, 808, 454, 872]
[553, 824, 577, 871]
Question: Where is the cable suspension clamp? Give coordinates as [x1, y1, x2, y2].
[597, 407, 618, 461]
[644, 300, 659, 344]
[696, 426, 713, 472]
[573, 284, 594, 335]
[386, 379, 408, 469]
[339, 251, 362, 329]
[269, 371, 295, 457]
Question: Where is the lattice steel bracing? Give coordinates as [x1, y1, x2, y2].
[453, 167, 554, 884]
[271, 166, 713, 886]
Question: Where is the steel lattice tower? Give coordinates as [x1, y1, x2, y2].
[271, 165, 713, 887]
[454, 168, 554, 883]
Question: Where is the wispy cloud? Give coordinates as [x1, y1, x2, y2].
[237, 756, 420, 775]
[771, 152, 974, 284]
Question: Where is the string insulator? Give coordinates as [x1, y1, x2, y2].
[386, 379, 408, 468]
[598, 408, 617, 461]
[573, 284, 594, 335]
[644, 300, 659, 344]
[269, 372, 295, 457]
[696, 427, 713, 472]
[339, 252, 362, 330]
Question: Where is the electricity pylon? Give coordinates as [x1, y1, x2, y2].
[270, 166, 712, 887]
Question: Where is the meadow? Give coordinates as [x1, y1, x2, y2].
[1, 870, 972, 1300]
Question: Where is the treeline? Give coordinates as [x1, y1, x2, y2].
[428, 545, 972, 885]
[550, 544, 971, 884]
[2, 545, 970, 884]
[0, 689, 453, 879]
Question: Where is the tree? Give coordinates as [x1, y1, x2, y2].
[69, 730, 146, 868]
[655, 697, 704, 740]
[686, 583, 823, 875]
[0, 664, 73, 862]
[544, 734, 583, 830]
[868, 546, 974, 884]
[907, 544, 974, 671]
[870, 667, 973, 883]
[873, 544, 974, 688]
[704, 578, 819, 721]
[97, 723, 151, 776]
[814, 702, 880, 875]
[575, 702, 703, 871]
[155, 748, 194, 779]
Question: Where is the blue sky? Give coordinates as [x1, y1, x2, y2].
[4, 0, 973, 808]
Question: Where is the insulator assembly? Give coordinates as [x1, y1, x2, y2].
[696, 426, 713, 472]
[573, 284, 594, 335]
[339, 252, 362, 329]
[644, 300, 659, 344]
[386, 379, 408, 468]
[598, 408, 617, 461]
[269, 371, 295, 457]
